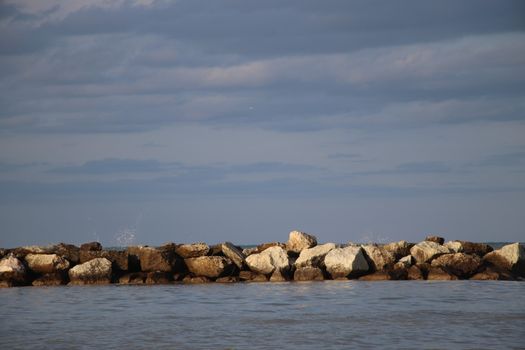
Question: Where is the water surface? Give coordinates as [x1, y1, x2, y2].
[1, 281, 524, 349]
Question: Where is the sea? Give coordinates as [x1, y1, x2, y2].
[1, 281, 524, 349]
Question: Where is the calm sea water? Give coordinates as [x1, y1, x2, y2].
[1, 281, 524, 349]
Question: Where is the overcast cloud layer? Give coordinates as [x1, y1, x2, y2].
[1, 0, 524, 246]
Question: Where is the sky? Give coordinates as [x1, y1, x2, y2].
[1, 0, 524, 247]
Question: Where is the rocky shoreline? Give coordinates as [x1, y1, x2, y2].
[1, 232, 524, 287]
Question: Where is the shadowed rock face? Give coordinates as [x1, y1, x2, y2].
[362, 244, 396, 272]
[220, 242, 245, 269]
[425, 235, 445, 245]
[325, 246, 369, 279]
[80, 242, 102, 251]
[79, 250, 129, 271]
[427, 267, 458, 280]
[383, 240, 412, 260]
[25, 254, 70, 274]
[32, 272, 67, 286]
[184, 256, 233, 278]
[68, 258, 112, 285]
[431, 253, 482, 278]
[130, 246, 177, 273]
[410, 241, 451, 263]
[286, 231, 317, 253]
[445, 241, 493, 256]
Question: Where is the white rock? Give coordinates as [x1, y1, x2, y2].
[325, 246, 369, 279]
[483, 243, 525, 275]
[444, 241, 463, 253]
[286, 230, 317, 253]
[245, 246, 290, 275]
[68, 258, 112, 284]
[294, 243, 336, 268]
[0, 255, 27, 282]
[396, 255, 414, 268]
[410, 241, 451, 263]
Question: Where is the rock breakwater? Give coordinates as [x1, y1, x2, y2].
[1, 232, 524, 287]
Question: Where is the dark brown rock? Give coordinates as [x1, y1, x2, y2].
[119, 272, 147, 284]
[52, 243, 80, 264]
[269, 269, 289, 282]
[216, 276, 239, 283]
[182, 276, 211, 284]
[133, 246, 179, 272]
[431, 253, 482, 278]
[407, 265, 424, 280]
[294, 267, 324, 281]
[239, 270, 268, 282]
[470, 267, 515, 281]
[145, 271, 172, 284]
[220, 242, 245, 269]
[358, 272, 391, 281]
[255, 242, 286, 253]
[79, 250, 129, 271]
[427, 267, 458, 280]
[451, 241, 493, 256]
[184, 256, 233, 278]
[174, 243, 210, 258]
[80, 242, 102, 251]
[32, 272, 67, 286]
[425, 235, 445, 245]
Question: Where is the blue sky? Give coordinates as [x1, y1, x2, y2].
[1, 0, 524, 246]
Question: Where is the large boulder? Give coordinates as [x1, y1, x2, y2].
[382, 240, 412, 260]
[220, 242, 245, 269]
[7, 245, 54, 259]
[444, 241, 493, 256]
[407, 265, 424, 280]
[51, 243, 80, 264]
[79, 250, 129, 271]
[25, 253, 70, 274]
[286, 230, 317, 253]
[427, 267, 458, 280]
[174, 242, 210, 258]
[245, 246, 290, 275]
[294, 243, 336, 268]
[184, 256, 233, 278]
[324, 246, 369, 279]
[483, 243, 525, 276]
[410, 241, 451, 263]
[131, 246, 179, 272]
[239, 270, 269, 282]
[294, 267, 324, 281]
[0, 255, 28, 286]
[425, 235, 445, 245]
[361, 244, 396, 271]
[68, 258, 112, 285]
[431, 253, 481, 278]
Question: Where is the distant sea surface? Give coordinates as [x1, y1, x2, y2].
[1, 281, 524, 349]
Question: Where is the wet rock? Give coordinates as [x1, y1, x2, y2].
[216, 276, 239, 283]
[68, 258, 112, 285]
[427, 267, 458, 280]
[245, 246, 290, 275]
[358, 272, 391, 281]
[79, 250, 129, 271]
[470, 267, 515, 281]
[32, 272, 67, 286]
[425, 235, 445, 245]
[294, 267, 324, 281]
[0, 255, 28, 286]
[483, 243, 525, 276]
[239, 270, 269, 282]
[431, 253, 482, 278]
[286, 230, 317, 253]
[182, 276, 211, 284]
[383, 240, 413, 260]
[220, 242, 245, 269]
[119, 272, 147, 284]
[410, 241, 451, 263]
[325, 246, 369, 279]
[294, 243, 336, 269]
[80, 242, 102, 251]
[362, 244, 396, 271]
[174, 242, 210, 258]
[145, 271, 172, 284]
[407, 265, 424, 280]
[184, 256, 233, 278]
[25, 253, 70, 274]
[51, 243, 80, 264]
